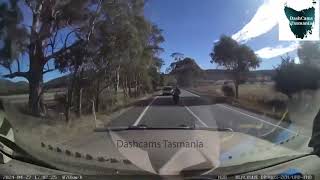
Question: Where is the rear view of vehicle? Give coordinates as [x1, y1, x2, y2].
[162, 86, 173, 96]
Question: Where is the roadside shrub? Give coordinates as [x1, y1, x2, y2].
[274, 60, 320, 97]
[221, 85, 235, 97]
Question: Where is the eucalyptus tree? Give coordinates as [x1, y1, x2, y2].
[298, 42, 320, 67]
[0, 0, 102, 116]
[77, 0, 164, 110]
[210, 35, 260, 98]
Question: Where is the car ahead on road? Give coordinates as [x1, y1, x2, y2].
[162, 86, 173, 96]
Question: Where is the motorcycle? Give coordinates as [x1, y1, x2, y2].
[173, 94, 179, 104]
[172, 88, 181, 105]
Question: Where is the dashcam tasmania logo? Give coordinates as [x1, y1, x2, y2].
[279, 0, 319, 41]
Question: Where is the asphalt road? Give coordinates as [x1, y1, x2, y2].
[107, 89, 304, 143]
[1, 89, 303, 143]
[59, 89, 311, 171]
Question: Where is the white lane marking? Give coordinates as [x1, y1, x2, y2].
[184, 106, 208, 127]
[132, 96, 158, 126]
[217, 104, 307, 136]
[182, 89, 200, 98]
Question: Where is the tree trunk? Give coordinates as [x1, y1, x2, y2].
[27, 9, 46, 116]
[234, 81, 239, 99]
[233, 72, 240, 99]
[65, 88, 73, 122]
[127, 77, 132, 97]
[91, 100, 97, 126]
[123, 76, 128, 97]
[135, 76, 139, 97]
[65, 70, 78, 122]
[78, 88, 83, 117]
[115, 65, 120, 93]
[28, 62, 45, 116]
[76, 69, 84, 117]
[95, 80, 100, 112]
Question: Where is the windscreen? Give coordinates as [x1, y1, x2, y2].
[0, 0, 319, 178]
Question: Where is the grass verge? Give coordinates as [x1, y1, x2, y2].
[187, 87, 290, 123]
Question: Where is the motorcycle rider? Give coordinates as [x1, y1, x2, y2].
[172, 86, 181, 104]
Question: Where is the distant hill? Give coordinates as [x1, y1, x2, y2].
[248, 70, 276, 77]
[0, 79, 29, 95]
[203, 69, 232, 80]
[203, 69, 276, 81]
[44, 75, 70, 89]
[0, 75, 70, 96]
[0, 66, 277, 96]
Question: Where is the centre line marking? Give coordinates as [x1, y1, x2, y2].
[184, 106, 208, 127]
[132, 96, 158, 126]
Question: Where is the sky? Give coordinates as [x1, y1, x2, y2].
[144, 0, 300, 71]
[0, 0, 301, 82]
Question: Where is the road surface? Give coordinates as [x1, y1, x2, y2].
[63, 89, 311, 159]
[107, 89, 301, 142]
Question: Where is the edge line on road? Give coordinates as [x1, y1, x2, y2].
[184, 106, 208, 127]
[217, 104, 308, 137]
[132, 96, 158, 126]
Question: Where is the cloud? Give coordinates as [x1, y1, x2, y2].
[255, 42, 299, 59]
[231, 0, 300, 59]
[232, 0, 282, 43]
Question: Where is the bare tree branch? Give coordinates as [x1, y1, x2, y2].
[64, 29, 78, 48]
[44, 29, 59, 57]
[16, 58, 21, 73]
[43, 69, 55, 74]
[42, 60, 56, 75]
[24, 0, 35, 14]
[8, 65, 12, 74]
[87, 0, 103, 41]
[46, 62, 50, 70]
[2, 71, 29, 79]
[44, 40, 83, 62]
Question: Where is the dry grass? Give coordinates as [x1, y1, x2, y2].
[238, 83, 288, 103]
[2, 90, 158, 146]
[193, 83, 287, 102]
[192, 82, 289, 119]
[192, 85, 222, 96]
